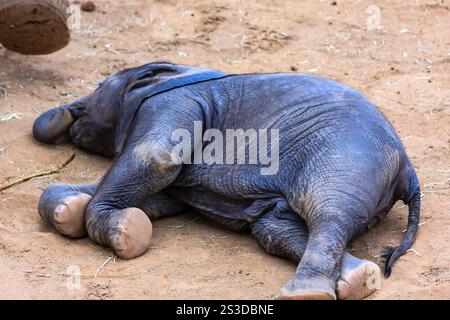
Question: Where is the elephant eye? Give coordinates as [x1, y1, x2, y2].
[69, 101, 87, 118]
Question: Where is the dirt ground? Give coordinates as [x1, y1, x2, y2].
[0, 0, 449, 300]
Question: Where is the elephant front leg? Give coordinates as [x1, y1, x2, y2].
[85, 140, 182, 259]
[39, 182, 187, 240]
[38, 183, 97, 238]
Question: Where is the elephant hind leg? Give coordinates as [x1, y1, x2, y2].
[337, 254, 381, 300]
[140, 191, 188, 219]
[251, 209, 380, 300]
[251, 208, 307, 264]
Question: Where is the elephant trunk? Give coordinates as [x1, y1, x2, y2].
[33, 104, 75, 144]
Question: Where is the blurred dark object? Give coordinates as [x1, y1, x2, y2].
[81, 0, 95, 12]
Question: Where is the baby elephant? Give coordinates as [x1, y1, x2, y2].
[33, 62, 421, 300]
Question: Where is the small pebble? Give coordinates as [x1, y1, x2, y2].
[81, 1, 96, 12]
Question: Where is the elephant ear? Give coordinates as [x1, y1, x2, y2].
[114, 62, 228, 155]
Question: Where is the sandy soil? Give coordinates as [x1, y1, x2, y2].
[0, 0, 449, 300]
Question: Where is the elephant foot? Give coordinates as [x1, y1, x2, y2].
[337, 256, 381, 300]
[52, 194, 91, 237]
[38, 185, 91, 238]
[107, 208, 153, 260]
[276, 277, 336, 300]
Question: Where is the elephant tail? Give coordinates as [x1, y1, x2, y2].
[381, 166, 421, 278]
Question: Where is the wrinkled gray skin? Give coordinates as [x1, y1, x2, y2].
[33, 62, 421, 300]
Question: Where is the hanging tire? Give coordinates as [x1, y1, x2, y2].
[0, 0, 71, 55]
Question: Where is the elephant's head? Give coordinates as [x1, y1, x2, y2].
[32, 74, 124, 157]
[33, 62, 225, 157]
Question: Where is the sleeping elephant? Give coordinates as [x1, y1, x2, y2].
[33, 62, 421, 300]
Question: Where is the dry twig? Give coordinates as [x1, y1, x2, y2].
[0, 153, 76, 192]
[169, 217, 201, 229]
[94, 256, 113, 281]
